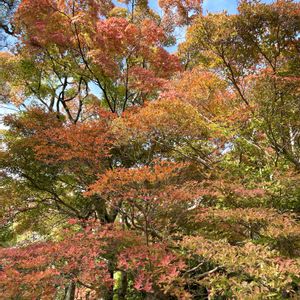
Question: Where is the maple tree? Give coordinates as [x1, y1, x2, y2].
[182, 0, 300, 170]
[0, 0, 300, 299]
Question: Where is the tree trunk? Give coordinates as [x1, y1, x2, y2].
[117, 271, 128, 300]
[65, 281, 76, 300]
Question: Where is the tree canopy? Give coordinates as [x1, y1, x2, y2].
[0, 0, 300, 299]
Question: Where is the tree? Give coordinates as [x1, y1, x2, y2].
[182, 0, 300, 170]
[0, 0, 300, 299]
[3, 0, 180, 116]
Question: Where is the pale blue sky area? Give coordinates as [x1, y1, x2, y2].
[203, 0, 239, 14]
[149, 0, 291, 15]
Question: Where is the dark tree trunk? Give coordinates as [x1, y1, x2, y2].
[117, 271, 128, 300]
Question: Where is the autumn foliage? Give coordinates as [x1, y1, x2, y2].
[0, 0, 300, 299]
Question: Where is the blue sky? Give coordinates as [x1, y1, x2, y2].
[149, 0, 288, 15]
[202, 0, 239, 14]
